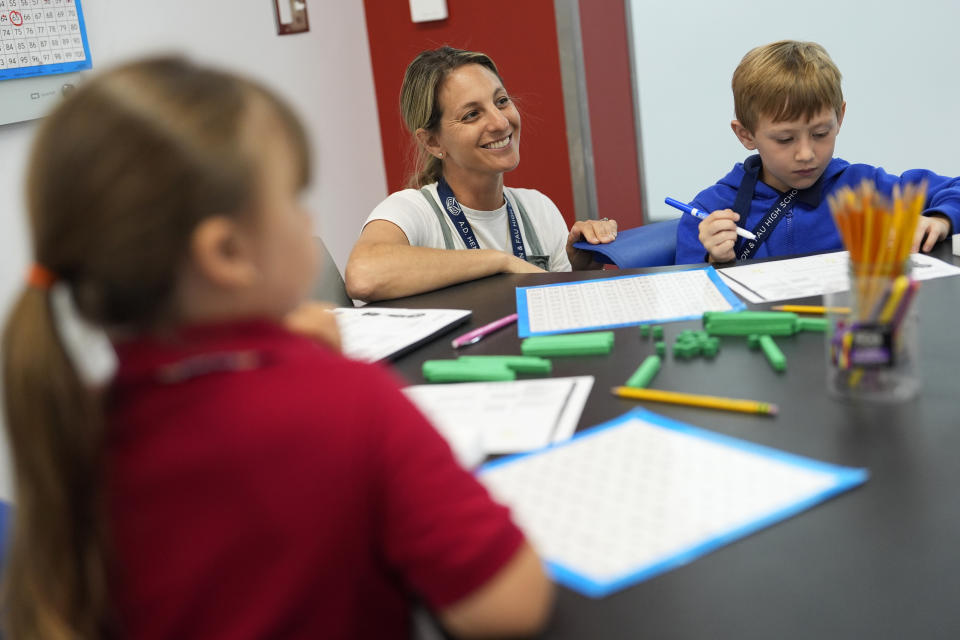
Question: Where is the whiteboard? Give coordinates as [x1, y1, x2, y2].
[628, 0, 960, 221]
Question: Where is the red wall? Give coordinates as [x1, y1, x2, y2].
[579, 0, 644, 226]
[362, 0, 576, 227]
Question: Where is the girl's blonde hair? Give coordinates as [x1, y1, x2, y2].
[1, 56, 309, 639]
[399, 46, 503, 188]
[732, 40, 843, 132]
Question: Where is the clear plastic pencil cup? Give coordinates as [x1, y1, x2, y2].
[825, 259, 920, 402]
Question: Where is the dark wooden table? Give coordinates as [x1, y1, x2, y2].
[378, 244, 960, 639]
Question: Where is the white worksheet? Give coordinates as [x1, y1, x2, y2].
[403, 376, 594, 468]
[718, 251, 960, 303]
[479, 409, 867, 598]
[335, 308, 470, 362]
[515, 267, 744, 337]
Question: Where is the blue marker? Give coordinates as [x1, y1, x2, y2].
[665, 197, 757, 241]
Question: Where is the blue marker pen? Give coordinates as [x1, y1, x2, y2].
[665, 197, 757, 241]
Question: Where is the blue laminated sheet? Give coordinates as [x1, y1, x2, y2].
[515, 266, 745, 337]
[479, 409, 868, 598]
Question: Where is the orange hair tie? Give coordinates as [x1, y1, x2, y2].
[27, 263, 57, 290]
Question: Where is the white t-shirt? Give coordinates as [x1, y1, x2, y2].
[363, 183, 573, 272]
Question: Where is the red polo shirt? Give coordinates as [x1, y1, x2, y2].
[106, 320, 523, 639]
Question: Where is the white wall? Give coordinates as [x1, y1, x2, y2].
[0, 1, 386, 502]
[629, 0, 960, 221]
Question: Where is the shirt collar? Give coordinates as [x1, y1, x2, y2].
[744, 154, 825, 207]
[112, 319, 293, 387]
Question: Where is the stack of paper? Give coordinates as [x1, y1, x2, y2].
[403, 376, 594, 468]
[335, 307, 470, 362]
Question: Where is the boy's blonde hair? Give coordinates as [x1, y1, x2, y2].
[732, 40, 843, 132]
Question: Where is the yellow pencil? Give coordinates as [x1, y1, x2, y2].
[878, 274, 910, 323]
[772, 305, 851, 315]
[611, 386, 778, 416]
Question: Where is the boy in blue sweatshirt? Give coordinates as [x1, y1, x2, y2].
[675, 40, 958, 265]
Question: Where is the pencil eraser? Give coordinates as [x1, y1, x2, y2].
[457, 355, 552, 375]
[521, 331, 615, 357]
[422, 360, 516, 382]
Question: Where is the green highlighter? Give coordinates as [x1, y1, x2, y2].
[521, 331, 615, 357]
[457, 355, 552, 375]
[422, 360, 516, 383]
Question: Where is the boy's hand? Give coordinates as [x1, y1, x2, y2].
[284, 301, 342, 352]
[699, 209, 741, 263]
[912, 214, 952, 253]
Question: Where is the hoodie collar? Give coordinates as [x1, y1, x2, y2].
[743, 154, 827, 208]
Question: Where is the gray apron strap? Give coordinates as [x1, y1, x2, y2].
[419, 187, 456, 250]
[506, 188, 545, 257]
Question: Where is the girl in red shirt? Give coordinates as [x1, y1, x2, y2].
[1, 57, 551, 639]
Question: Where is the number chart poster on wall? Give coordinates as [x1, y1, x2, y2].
[0, 0, 90, 81]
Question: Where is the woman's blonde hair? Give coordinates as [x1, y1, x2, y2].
[732, 40, 843, 132]
[1, 56, 309, 639]
[399, 46, 503, 188]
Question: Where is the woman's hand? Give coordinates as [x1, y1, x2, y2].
[566, 218, 618, 270]
[698, 209, 740, 263]
[284, 301, 342, 352]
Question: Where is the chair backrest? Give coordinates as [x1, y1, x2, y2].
[311, 236, 353, 308]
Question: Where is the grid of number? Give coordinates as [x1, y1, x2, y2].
[0, 0, 85, 71]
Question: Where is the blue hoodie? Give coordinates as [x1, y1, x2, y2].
[675, 155, 960, 265]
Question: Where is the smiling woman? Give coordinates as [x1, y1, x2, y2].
[344, 46, 619, 302]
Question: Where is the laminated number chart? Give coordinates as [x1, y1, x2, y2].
[479, 409, 868, 598]
[515, 266, 745, 337]
[0, 0, 91, 80]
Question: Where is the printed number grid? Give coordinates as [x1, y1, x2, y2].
[524, 270, 738, 334]
[480, 411, 864, 596]
[0, 0, 85, 73]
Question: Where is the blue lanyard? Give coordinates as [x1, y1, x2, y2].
[436, 176, 527, 260]
[733, 156, 798, 260]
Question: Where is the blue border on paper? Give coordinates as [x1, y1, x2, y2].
[0, 0, 93, 81]
[514, 267, 746, 337]
[479, 408, 869, 598]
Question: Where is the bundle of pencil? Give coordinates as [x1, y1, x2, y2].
[827, 180, 925, 322]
